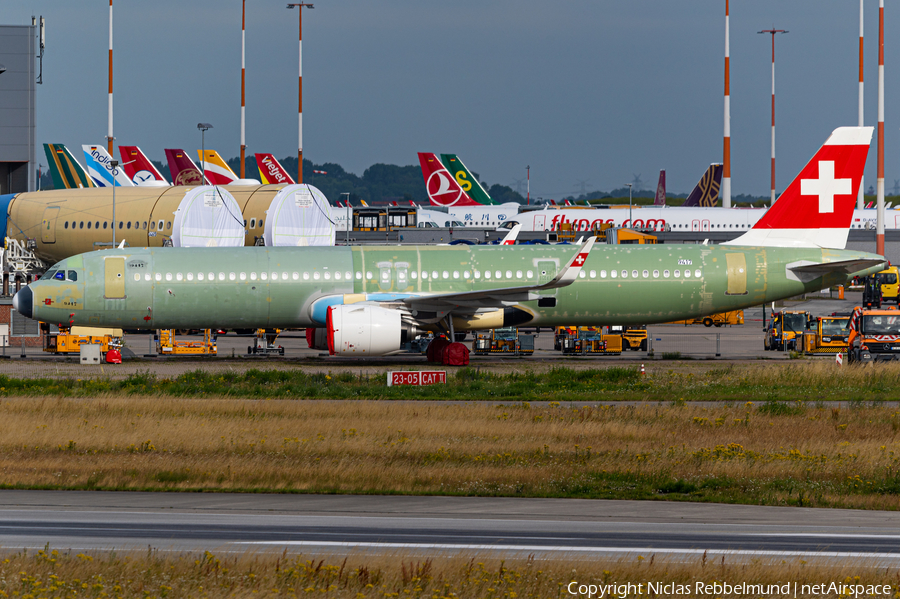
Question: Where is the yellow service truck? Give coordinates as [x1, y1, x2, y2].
[41, 324, 123, 354]
[671, 310, 744, 327]
[800, 314, 851, 355]
[764, 310, 813, 352]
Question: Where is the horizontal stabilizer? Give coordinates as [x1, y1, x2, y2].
[787, 258, 886, 283]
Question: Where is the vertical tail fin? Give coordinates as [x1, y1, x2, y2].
[439, 153, 497, 205]
[418, 152, 480, 207]
[499, 223, 522, 245]
[254, 153, 295, 184]
[683, 164, 723, 207]
[197, 150, 238, 185]
[165, 149, 206, 185]
[118, 146, 169, 185]
[724, 126, 872, 249]
[43, 144, 94, 189]
[82, 145, 133, 187]
[654, 170, 666, 205]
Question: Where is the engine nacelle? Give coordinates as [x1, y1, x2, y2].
[306, 327, 329, 351]
[326, 305, 419, 356]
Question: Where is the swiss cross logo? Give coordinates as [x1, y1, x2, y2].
[800, 160, 852, 214]
[574, 253, 587, 266]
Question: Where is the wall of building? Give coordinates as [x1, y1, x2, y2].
[0, 25, 36, 194]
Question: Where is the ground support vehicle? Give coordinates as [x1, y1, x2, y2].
[848, 306, 900, 363]
[670, 310, 744, 327]
[157, 329, 217, 355]
[764, 310, 812, 351]
[800, 315, 851, 355]
[608, 325, 648, 351]
[42, 324, 123, 354]
[555, 326, 623, 355]
[875, 266, 900, 304]
[472, 327, 534, 356]
[248, 329, 285, 356]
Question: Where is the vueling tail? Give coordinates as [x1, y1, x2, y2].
[43, 144, 94, 189]
[725, 126, 872, 249]
[118, 146, 170, 186]
[682, 164, 723, 207]
[439, 154, 497, 205]
[82, 145, 134, 187]
[165, 149, 206, 186]
[255, 153, 295, 184]
[417, 152, 480, 207]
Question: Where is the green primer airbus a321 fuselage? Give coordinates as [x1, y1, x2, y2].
[13, 126, 887, 355]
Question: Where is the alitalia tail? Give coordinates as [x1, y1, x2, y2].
[43, 144, 94, 189]
[17, 127, 885, 358]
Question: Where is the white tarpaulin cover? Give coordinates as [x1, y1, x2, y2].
[264, 184, 336, 246]
[171, 186, 245, 247]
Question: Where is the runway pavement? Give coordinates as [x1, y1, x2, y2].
[0, 491, 898, 561]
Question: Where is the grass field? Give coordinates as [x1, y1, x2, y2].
[2, 367, 900, 508]
[0, 548, 891, 599]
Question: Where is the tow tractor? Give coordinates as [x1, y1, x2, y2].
[609, 325, 648, 351]
[847, 306, 900, 363]
[800, 314, 851, 354]
[248, 328, 285, 356]
[42, 324, 124, 355]
[157, 329, 217, 355]
[670, 310, 744, 327]
[555, 326, 623, 355]
[764, 310, 812, 351]
[472, 327, 534, 356]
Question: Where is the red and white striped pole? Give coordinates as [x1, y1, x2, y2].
[287, 3, 314, 184]
[107, 0, 113, 154]
[240, 0, 246, 179]
[858, 0, 865, 210]
[877, 0, 885, 255]
[722, 0, 731, 208]
[759, 29, 787, 205]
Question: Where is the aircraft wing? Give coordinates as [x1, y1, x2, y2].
[403, 237, 595, 312]
[787, 258, 886, 283]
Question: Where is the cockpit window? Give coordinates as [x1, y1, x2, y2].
[53, 271, 65, 280]
[67, 270, 78, 282]
[42, 270, 57, 280]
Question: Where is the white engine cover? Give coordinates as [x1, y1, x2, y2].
[327, 304, 402, 356]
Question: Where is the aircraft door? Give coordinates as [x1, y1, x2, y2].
[41, 207, 60, 244]
[535, 215, 546, 230]
[104, 257, 127, 299]
[725, 253, 748, 296]
[702, 220, 710, 232]
[691, 219, 700, 232]
[535, 259, 559, 295]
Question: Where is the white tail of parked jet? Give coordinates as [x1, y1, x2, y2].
[725, 126, 873, 249]
[83, 145, 134, 187]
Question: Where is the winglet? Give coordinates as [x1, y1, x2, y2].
[544, 236, 596, 287]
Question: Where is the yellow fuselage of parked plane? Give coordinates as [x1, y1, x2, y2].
[7, 184, 289, 264]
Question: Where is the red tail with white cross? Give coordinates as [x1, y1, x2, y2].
[725, 126, 873, 249]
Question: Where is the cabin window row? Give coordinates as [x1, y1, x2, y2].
[63, 221, 172, 231]
[596, 268, 702, 279]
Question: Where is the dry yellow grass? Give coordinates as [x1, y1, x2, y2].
[0, 547, 895, 599]
[0, 397, 899, 508]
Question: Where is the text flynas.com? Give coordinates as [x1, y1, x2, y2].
[566, 581, 893, 598]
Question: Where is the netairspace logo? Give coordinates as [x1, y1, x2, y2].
[566, 581, 893, 598]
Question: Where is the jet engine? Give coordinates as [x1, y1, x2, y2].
[326, 304, 420, 356]
[306, 327, 329, 351]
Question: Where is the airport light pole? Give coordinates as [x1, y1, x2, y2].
[526, 165, 530, 205]
[758, 28, 788, 206]
[240, 0, 246, 179]
[626, 183, 633, 228]
[287, 2, 314, 184]
[110, 160, 118, 246]
[198, 123, 213, 183]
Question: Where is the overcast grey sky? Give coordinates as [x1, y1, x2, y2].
[4, 1, 898, 198]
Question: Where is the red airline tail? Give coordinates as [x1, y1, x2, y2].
[726, 126, 873, 249]
[254, 153, 295, 184]
[165, 149, 207, 186]
[417, 152, 480, 207]
[118, 146, 169, 185]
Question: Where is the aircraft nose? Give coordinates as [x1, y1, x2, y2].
[13, 286, 32, 319]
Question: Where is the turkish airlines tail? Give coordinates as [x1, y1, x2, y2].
[82, 145, 134, 187]
[654, 170, 666, 205]
[118, 146, 170, 186]
[725, 127, 872, 249]
[418, 152, 481, 207]
[682, 164, 723, 207]
[255, 153, 295, 184]
[439, 154, 497, 205]
[43, 144, 94, 189]
[165, 149, 207, 186]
